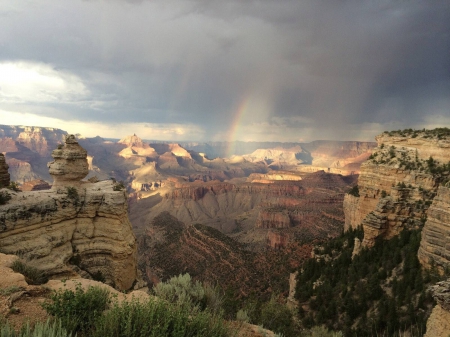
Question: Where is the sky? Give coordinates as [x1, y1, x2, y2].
[0, 0, 449, 142]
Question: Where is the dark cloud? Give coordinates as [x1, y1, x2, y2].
[0, 0, 449, 141]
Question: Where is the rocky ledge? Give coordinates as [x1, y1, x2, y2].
[0, 135, 137, 291]
[344, 129, 448, 247]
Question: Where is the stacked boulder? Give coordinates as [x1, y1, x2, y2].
[47, 134, 89, 188]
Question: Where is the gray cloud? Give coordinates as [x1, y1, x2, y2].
[0, 0, 449, 141]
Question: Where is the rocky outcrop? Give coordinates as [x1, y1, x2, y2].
[343, 194, 360, 231]
[48, 135, 89, 188]
[418, 186, 450, 272]
[0, 181, 137, 291]
[424, 279, 450, 337]
[0, 154, 10, 188]
[343, 130, 448, 247]
[118, 134, 157, 159]
[376, 132, 450, 163]
[0, 137, 137, 291]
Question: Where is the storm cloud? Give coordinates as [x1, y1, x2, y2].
[0, 0, 449, 141]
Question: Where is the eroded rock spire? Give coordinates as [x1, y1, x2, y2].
[48, 134, 88, 188]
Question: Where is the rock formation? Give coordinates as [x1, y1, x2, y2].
[117, 134, 157, 159]
[0, 153, 10, 188]
[418, 186, 450, 272]
[48, 134, 89, 188]
[343, 129, 449, 247]
[0, 137, 137, 291]
[424, 279, 450, 337]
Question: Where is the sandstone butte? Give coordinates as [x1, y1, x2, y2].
[343, 129, 450, 336]
[0, 135, 137, 291]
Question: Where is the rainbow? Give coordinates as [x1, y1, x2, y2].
[225, 98, 250, 158]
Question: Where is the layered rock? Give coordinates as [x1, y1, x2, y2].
[418, 186, 450, 271]
[48, 135, 89, 188]
[376, 132, 450, 163]
[0, 154, 10, 188]
[343, 130, 448, 247]
[0, 138, 137, 291]
[424, 279, 450, 337]
[0, 181, 137, 291]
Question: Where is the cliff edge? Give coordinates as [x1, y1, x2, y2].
[344, 129, 449, 247]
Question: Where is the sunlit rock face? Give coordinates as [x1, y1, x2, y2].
[0, 154, 10, 188]
[343, 130, 448, 248]
[48, 135, 89, 188]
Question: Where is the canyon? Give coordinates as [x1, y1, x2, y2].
[1, 125, 450, 335]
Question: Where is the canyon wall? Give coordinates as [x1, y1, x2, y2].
[343, 130, 448, 247]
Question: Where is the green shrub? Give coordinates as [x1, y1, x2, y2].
[66, 187, 79, 205]
[10, 260, 48, 285]
[113, 181, 125, 191]
[236, 309, 250, 323]
[0, 191, 11, 205]
[154, 274, 206, 310]
[0, 286, 22, 296]
[259, 297, 295, 336]
[42, 282, 111, 334]
[7, 182, 20, 192]
[0, 319, 70, 337]
[347, 185, 359, 197]
[92, 298, 232, 337]
[304, 325, 343, 337]
[91, 270, 106, 283]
